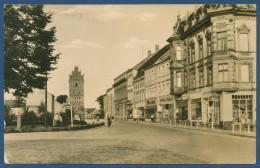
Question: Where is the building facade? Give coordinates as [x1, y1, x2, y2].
[69, 66, 85, 120]
[143, 45, 170, 120]
[126, 69, 134, 119]
[104, 87, 116, 118]
[113, 71, 128, 121]
[167, 4, 256, 128]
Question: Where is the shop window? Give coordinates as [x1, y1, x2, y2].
[217, 32, 227, 51]
[177, 72, 182, 87]
[218, 63, 228, 82]
[176, 46, 182, 60]
[240, 64, 250, 82]
[191, 99, 202, 120]
[207, 66, 213, 85]
[232, 95, 253, 123]
[199, 69, 204, 86]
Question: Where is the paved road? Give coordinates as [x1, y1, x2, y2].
[4, 121, 256, 164]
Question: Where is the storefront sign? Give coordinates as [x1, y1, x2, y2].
[159, 96, 173, 103]
[181, 93, 188, 100]
[146, 99, 157, 106]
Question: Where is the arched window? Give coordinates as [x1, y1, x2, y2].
[75, 83, 78, 87]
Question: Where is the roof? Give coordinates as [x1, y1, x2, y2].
[84, 108, 96, 114]
[137, 44, 170, 76]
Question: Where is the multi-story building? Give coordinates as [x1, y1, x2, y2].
[155, 53, 174, 120]
[126, 69, 134, 119]
[143, 45, 170, 119]
[69, 66, 85, 120]
[104, 87, 115, 118]
[132, 48, 157, 119]
[168, 4, 256, 128]
[113, 71, 128, 121]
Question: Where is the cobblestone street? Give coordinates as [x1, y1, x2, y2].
[4, 121, 256, 164]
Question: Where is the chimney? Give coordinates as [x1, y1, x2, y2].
[155, 45, 159, 52]
[148, 50, 152, 56]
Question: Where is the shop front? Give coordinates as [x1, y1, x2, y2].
[191, 98, 202, 121]
[126, 102, 133, 119]
[159, 95, 174, 120]
[176, 93, 188, 121]
[145, 98, 157, 119]
[220, 91, 256, 129]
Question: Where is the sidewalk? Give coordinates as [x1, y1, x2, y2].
[125, 120, 256, 138]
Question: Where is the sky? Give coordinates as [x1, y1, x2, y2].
[39, 5, 196, 108]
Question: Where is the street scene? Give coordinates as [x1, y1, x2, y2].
[4, 121, 256, 164]
[3, 4, 257, 165]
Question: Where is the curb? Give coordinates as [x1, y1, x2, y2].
[123, 121, 256, 139]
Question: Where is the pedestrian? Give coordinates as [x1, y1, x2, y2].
[108, 115, 112, 127]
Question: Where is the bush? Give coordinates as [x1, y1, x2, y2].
[73, 120, 87, 125]
[4, 105, 16, 125]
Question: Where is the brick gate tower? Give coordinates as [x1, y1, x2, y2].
[69, 66, 84, 120]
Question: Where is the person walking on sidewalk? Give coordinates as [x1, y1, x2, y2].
[107, 115, 112, 127]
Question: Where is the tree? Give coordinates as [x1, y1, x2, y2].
[96, 95, 105, 119]
[4, 5, 60, 98]
[56, 95, 68, 104]
[4, 105, 16, 125]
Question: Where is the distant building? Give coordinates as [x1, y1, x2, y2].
[84, 108, 96, 119]
[26, 89, 55, 114]
[113, 71, 128, 121]
[4, 89, 62, 115]
[69, 66, 85, 120]
[104, 87, 115, 118]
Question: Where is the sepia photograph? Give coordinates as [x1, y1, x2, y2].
[3, 3, 257, 165]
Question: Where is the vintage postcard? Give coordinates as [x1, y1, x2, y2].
[3, 3, 257, 164]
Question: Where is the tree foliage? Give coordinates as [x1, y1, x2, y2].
[56, 95, 68, 104]
[4, 105, 16, 124]
[96, 95, 105, 119]
[96, 95, 104, 110]
[4, 5, 60, 98]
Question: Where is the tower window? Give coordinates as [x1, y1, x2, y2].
[75, 83, 78, 87]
